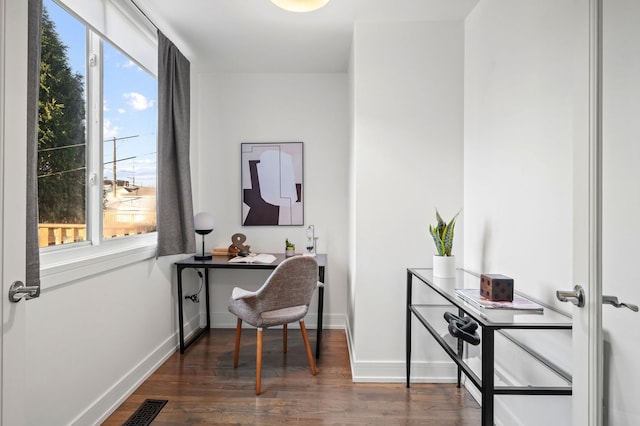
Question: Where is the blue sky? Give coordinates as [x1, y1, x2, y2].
[45, 0, 158, 188]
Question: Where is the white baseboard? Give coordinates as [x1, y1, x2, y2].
[70, 314, 201, 426]
[344, 316, 457, 384]
[351, 359, 457, 383]
[345, 316, 356, 376]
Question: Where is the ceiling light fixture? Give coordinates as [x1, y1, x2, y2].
[270, 0, 330, 13]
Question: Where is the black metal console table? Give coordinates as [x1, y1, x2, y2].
[175, 254, 327, 358]
[406, 268, 572, 425]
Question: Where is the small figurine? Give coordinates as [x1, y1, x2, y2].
[230, 233, 251, 256]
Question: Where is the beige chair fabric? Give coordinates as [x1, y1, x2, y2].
[228, 255, 319, 394]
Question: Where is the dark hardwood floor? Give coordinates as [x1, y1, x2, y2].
[103, 328, 480, 425]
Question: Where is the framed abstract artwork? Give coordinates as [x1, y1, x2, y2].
[241, 142, 304, 226]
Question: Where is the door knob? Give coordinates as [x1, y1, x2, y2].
[602, 295, 638, 312]
[556, 284, 585, 307]
[8, 281, 39, 302]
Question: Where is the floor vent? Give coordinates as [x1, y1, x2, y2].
[122, 399, 168, 426]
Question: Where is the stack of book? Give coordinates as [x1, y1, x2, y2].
[455, 288, 543, 311]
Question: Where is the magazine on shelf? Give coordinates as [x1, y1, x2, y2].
[455, 288, 544, 311]
[228, 254, 277, 264]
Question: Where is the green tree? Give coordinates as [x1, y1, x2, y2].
[38, 7, 86, 224]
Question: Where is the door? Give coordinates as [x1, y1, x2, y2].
[566, 0, 602, 424]
[1, 0, 29, 424]
[569, 0, 640, 425]
[601, 0, 640, 424]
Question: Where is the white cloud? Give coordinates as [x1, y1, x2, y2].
[103, 119, 120, 139]
[124, 92, 155, 111]
[117, 108, 126, 114]
[103, 100, 110, 112]
[122, 60, 143, 71]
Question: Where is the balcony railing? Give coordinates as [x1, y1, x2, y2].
[38, 224, 86, 247]
[39, 211, 156, 247]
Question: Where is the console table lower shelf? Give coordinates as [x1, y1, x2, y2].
[405, 268, 572, 426]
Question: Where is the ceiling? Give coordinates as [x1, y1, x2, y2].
[134, 0, 479, 73]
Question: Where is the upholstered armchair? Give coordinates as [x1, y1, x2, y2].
[227, 255, 319, 394]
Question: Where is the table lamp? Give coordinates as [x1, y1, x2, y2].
[194, 212, 214, 260]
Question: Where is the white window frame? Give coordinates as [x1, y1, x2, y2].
[39, 0, 158, 291]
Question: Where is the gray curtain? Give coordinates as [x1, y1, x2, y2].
[157, 31, 195, 256]
[26, 0, 42, 296]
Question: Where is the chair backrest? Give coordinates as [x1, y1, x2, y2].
[254, 256, 319, 314]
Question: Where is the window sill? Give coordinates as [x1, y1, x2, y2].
[40, 233, 157, 291]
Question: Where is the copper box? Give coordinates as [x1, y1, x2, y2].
[480, 274, 514, 301]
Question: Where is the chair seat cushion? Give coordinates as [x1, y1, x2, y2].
[229, 305, 309, 328]
[258, 305, 308, 327]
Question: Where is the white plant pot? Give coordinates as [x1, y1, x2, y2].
[433, 255, 456, 278]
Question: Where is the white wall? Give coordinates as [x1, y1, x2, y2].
[464, 1, 581, 423]
[192, 73, 349, 329]
[25, 255, 190, 425]
[349, 21, 464, 380]
[464, 0, 575, 299]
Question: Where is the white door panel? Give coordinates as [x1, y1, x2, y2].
[1, 0, 29, 424]
[570, 1, 640, 424]
[568, 0, 602, 424]
[601, 0, 640, 424]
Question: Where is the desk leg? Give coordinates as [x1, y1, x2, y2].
[406, 270, 412, 388]
[315, 266, 325, 359]
[177, 266, 210, 354]
[204, 269, 211, 329]
[481, 327, 495, 426]
[177, 266, 186, 354]
[316, 286, 324, 359]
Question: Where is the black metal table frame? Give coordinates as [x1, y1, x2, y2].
[176, 254, 326, 358]
[405, 268, 572, 426]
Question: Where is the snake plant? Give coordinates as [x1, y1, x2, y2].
[429, 209, 460, 256]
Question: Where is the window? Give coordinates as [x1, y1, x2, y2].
[38, 0, 157, 248]
[38, 1, 87, 245]
[102, 41, 157, 241]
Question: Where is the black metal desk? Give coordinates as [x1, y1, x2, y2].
[406, 268, 572, 426]
[176, 254, 327, 357]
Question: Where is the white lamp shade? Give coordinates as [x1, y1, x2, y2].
[270, 0, 330, 13]
[194, 212, 215, 232]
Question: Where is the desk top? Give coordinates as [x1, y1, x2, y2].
[409, 268, 571, 329]
[177, 253, 327, 269]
